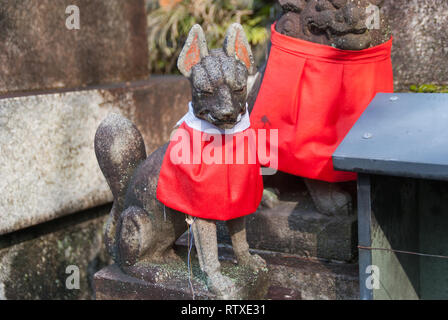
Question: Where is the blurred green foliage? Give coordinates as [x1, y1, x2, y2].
[146, 0, 276, 74]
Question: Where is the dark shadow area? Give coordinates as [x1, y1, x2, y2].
[369, 175, 448, 299]
[0, 203, 111, 250]
[371, 175, 420, 298]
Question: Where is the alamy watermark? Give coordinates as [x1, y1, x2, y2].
[365, 265, 380, 290]
[65, 5, 80, 30]
[168, 128, 278, 175]
[65, 265, 80, 290]
[365, 4, 380, 30]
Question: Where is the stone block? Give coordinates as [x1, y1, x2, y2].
[263, 251, 359, 300]
[0, 0, 149, 94]
[175, 239, 359, 300]
[0, 204, 111, 300]
[383, 1, 448, 91]
[0, 76, 191, 235]
[94, 248, 270, 300]
[218, 175, 357, 262]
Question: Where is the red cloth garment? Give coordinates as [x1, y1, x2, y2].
[156, 104, 263, 221]
[250, 24, 394, 182]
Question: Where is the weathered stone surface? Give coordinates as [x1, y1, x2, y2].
[0, 0, 149, 94]
[94, 247, 270, 300]
[0, 204, 111, 300]
[263, 250, 359, 300]
[175, 238, 359, 300]
[0, 77, 191, 235]
[276, 0, 391, 50]
[218, 174, 357, 262]
[383, 0, 448, 91]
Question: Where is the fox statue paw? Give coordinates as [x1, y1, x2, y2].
[234, 252, 267, 272]
[207, 272, 238, 300]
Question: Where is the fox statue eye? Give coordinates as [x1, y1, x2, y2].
[234, 87, 245, 93]
[199, 89, 213, 95]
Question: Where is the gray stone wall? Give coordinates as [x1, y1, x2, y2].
[0, 205, 111, 300]
[384, 0, 448, 91]
[0, 78, 190, 236]
[0, 0, 149, 94]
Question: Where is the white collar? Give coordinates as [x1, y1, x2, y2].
[176, 102, 250, 134]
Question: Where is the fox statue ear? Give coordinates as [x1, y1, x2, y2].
[177, 24, 209, 77]
[223, 23, 255, 74]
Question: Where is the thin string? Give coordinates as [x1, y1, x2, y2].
[358, 246, 448, 259]
[187, 217, 197, 300]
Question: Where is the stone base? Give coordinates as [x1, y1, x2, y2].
[174, 240, 359, 300]
[93, 248, 270, 300]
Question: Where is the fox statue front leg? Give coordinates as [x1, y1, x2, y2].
[226, 217, 266, 271]
[190, 217, 239, 299]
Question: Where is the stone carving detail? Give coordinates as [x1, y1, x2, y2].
[276, 0, 391, 50]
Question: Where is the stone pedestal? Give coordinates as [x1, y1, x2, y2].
[93, 247, 270, 300]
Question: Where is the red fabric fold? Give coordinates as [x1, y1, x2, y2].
[156, 122, 263, 221]
[250, 24, 394, 182]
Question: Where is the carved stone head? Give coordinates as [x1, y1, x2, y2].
[177, 24, 254, 129]
[276, 0, 391, 50]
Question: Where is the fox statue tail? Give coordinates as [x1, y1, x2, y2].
[94, 113, 147, 260]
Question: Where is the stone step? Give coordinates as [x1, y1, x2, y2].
[217, 173, 358, 262]
[176, 236, 360, 300]
[257, 249, 359, 300]
[94, 248, 270, 300]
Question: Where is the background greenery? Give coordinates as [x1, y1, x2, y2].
[145, 0, 278, 74]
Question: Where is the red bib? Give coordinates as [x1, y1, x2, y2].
[250, 24, 394, 182]
[156, 111, 263, 221]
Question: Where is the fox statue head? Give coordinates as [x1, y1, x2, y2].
[177, 23, 254, 130]
[277, 0, 391, 50]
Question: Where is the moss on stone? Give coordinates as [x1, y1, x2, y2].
[129, 246, 269, 297]
[0, 207, 111, 300]
[410, 84, 448, 93]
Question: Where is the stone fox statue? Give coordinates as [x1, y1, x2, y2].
[94, 23, 266, 299]
[249, 0, 392, 216]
